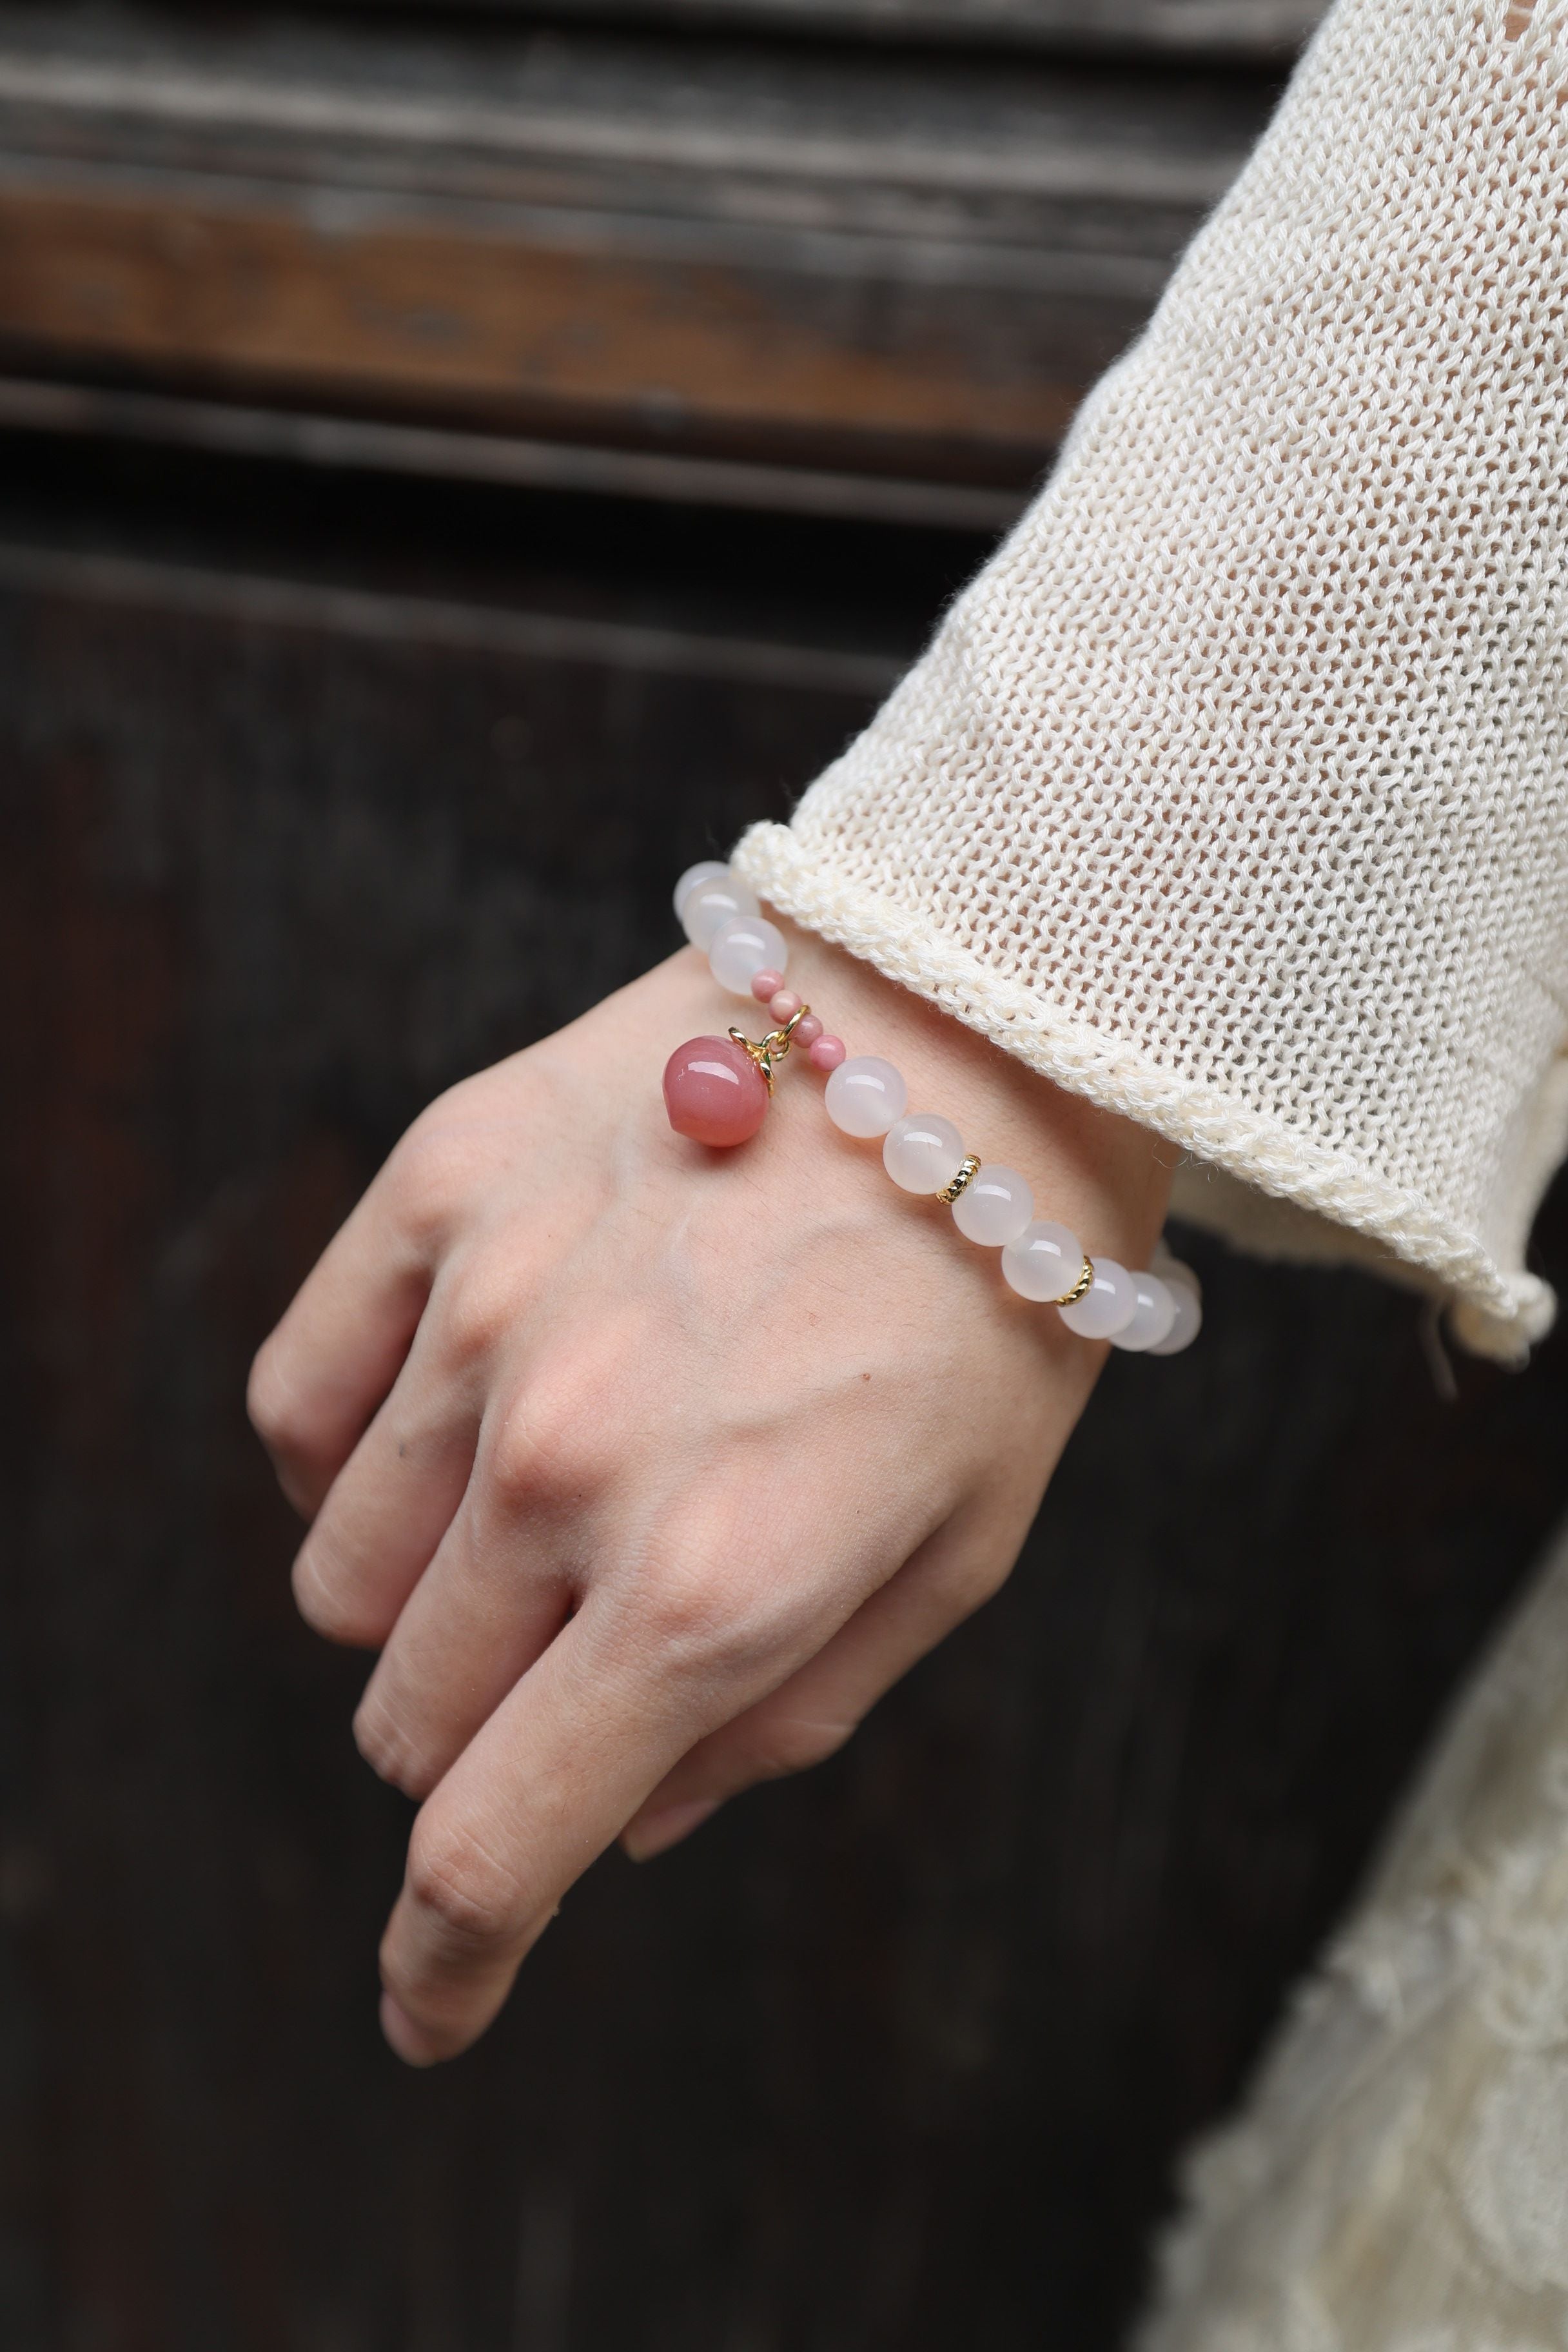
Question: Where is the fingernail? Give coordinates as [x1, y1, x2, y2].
[622, 1799, 720, 1863]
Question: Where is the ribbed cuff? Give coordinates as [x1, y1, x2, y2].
[732, 820, 1558, 1364]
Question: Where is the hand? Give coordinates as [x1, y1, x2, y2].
[248, 925, 1171, 2063]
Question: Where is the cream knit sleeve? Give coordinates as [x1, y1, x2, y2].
[732, 0, 1568, 1362]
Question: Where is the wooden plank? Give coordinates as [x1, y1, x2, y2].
[0, 5, 1274, 473]
[0, 377, 1032, 528]
[0, 31, 1258, 217]
[335, 0, 1328, 61]
[0, 174, 1124, 457]
[0, 539, 910, 694]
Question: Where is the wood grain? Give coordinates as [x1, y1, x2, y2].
[0, 380, 1033, 528]
[0, 176, 1108, 455]
[331, 0, 1328, 60]
[0, 5, 1275, 473]
[2, 448, 1566, 2350]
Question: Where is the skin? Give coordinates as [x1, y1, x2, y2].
[248, 925, 1171, 2064]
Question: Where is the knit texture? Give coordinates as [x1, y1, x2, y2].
[1139, 1509, 1568, 2348]
[734, 0, 1568, 1359]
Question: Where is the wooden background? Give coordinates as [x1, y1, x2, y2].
[5, 5, 1568, 2350]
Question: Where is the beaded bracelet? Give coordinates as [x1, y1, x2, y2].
[662, 862, 1200, 1356]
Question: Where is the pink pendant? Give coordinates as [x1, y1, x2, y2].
[663, 1034, 769, 1146]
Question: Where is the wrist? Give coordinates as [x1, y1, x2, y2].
[760, 921, 1173, 1279]
[649, 866, 1188, 1353]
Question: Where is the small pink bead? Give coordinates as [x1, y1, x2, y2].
[808, 1034, 847, 1072]
[768, 989, 803, 1024]
[794, 1013, 823, 1046]
[663, 1035, 769, 1146]
[750, 968, 785, 1003]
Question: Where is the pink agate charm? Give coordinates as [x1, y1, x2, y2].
[665, 860, 1201, 1351]
[663, 1034, 769, 1147]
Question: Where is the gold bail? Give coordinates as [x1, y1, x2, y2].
[727, 1002, 810, 1097]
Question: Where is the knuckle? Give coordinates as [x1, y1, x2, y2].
[405, 1819, 523, 1954]
[353, 1696, 440, 1801]
[636, 1529, 776, 1681]
[290, 1533, 382, 1648]
[246, 1339, 309, 1457]
[384, 1101, 482, 1238]
[749, 1714, 857, 1781]
[641, 1556, 739, 1657]
[488, 1375, 609, 1514]
[437, 1275, 513, 1376]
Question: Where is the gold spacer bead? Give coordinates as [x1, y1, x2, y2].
[1051, 1256, 1095, 1308]
[937, 1153, 982, 1206]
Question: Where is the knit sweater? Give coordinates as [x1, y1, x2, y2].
[733, 0, 1568, 1362]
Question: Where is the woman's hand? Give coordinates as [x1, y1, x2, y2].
[248, 926, 1170, 2064]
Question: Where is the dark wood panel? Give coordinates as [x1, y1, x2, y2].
[0, 12, 1257, 228]
[0, 4, 1275, 475]
[0, 174, 1113, 458]
[0, 424, 993, 658]
[0, 379, 1032, 529]
[3, 471, 1567, 2351]
[0, 6, 1524, 2347]
[334, 0, 1328, 61]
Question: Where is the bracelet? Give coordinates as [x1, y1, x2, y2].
[662, 862, 1200, 1356]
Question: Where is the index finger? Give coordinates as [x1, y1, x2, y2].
[376, 1600, 721, 2063]
[246, 1114, 468, 1513]
[375, 1500, 922, 2063]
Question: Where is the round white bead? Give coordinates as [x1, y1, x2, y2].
[673, 860, 731, 924]
[1158, 1259, 1201, 1306]
[1112, 1271, 1177, 1352]
[883, 1113, 965, 1195]
[823, 1056, 907, 1139]
[684, 876, 761, 951]
[708, 913, 787, 995]
[1059, 1258, 1138, 1340]
[952, 1164, 1033, 1246]
[1147, 1264, 1202, 1355]
[1001, 1220, 1083, 1303]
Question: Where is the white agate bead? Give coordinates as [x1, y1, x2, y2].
[1159, 1259, 1200, 1308]
[883, 1113, 965, 1195]
[1001, 1220, 1083, 1303]
[685, 876, 761, 952]
[1059, 1258, 1137, 1340]
[673, 860, 731, 924]
[1112, 1270, 1177, 1352]
[952, 1165, 1033, 1246]
[824, 1056, 907, 1139]
[1147, 1264, 1202, 1355]
[709, 913, 787, 995]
